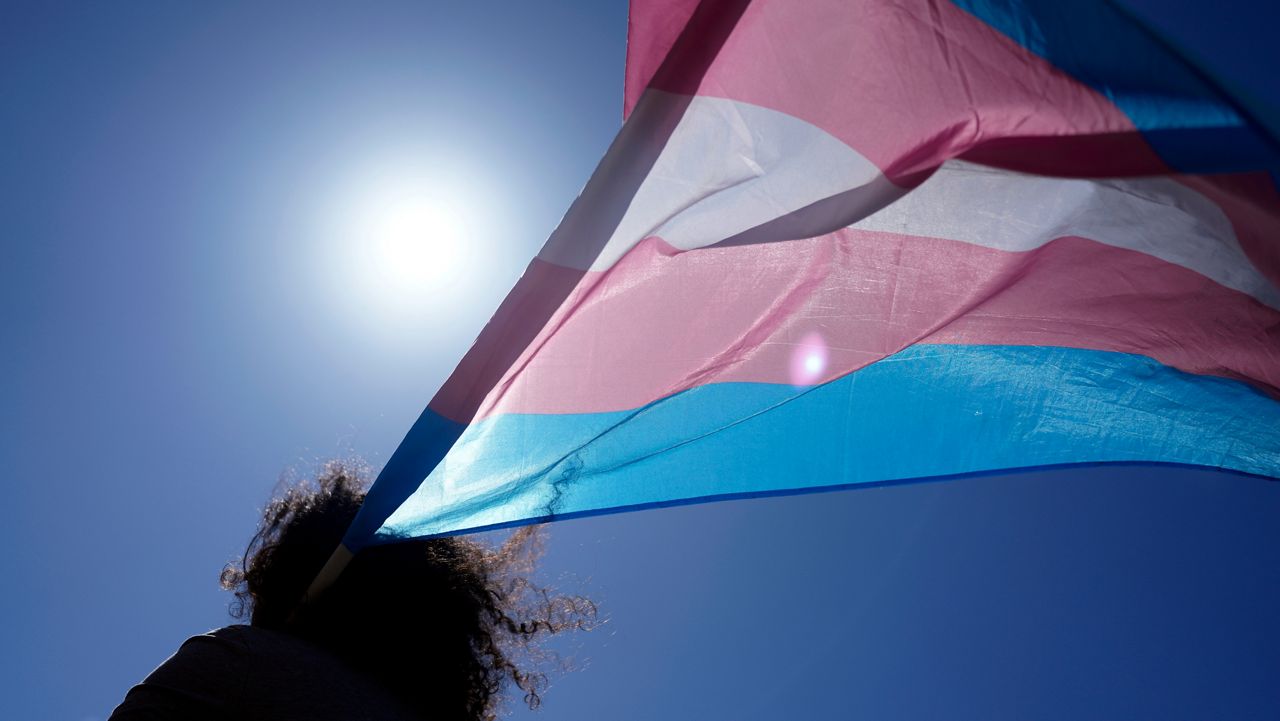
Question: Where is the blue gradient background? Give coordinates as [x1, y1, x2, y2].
[2, 2, 1278, 719]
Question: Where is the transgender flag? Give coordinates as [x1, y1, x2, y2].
[344, 0, 1280, 548]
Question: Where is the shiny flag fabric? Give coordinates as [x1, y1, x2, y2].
[345, 0, 1280, 547]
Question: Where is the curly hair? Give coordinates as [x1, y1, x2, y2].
[219, 461, 596, 721]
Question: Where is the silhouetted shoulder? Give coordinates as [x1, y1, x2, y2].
[109, 625, 423, 721]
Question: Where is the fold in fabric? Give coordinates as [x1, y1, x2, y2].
[346, 0, 1280, 548]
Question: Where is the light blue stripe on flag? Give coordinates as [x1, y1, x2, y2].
[372, 344, 1280, 542]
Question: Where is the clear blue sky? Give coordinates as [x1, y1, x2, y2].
[2, 2, 1278, 719]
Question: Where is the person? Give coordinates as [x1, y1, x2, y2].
[109, 461, 595, 721]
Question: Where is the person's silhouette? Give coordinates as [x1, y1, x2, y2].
[110, 462, 594, 721]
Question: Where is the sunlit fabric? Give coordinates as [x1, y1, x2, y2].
[345, 0, 1280, 546]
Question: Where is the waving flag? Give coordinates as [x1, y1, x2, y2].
[344, 0, 1280, 549]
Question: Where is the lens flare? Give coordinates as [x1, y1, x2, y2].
[790, 331, 828, 386]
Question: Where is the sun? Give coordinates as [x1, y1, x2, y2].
[328, 169, 481, 321]
[368, 192, 465, 293]
[314, 153, 499, 342]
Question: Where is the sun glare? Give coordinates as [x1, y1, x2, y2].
[369, 193, 464, 292]
[324, 164, 485, 324]
[313, 151, 504, 345]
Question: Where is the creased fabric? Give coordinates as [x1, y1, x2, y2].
[344, 0, 1280, 547]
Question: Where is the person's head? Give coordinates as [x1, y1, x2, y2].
[219, 461, 595, 721]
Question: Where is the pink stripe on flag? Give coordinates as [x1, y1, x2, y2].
[629, 0, 1169, 181]
[428, 258, 586, 426]
[429, 233, 1280, 423]
[624, 0, 702, 118]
